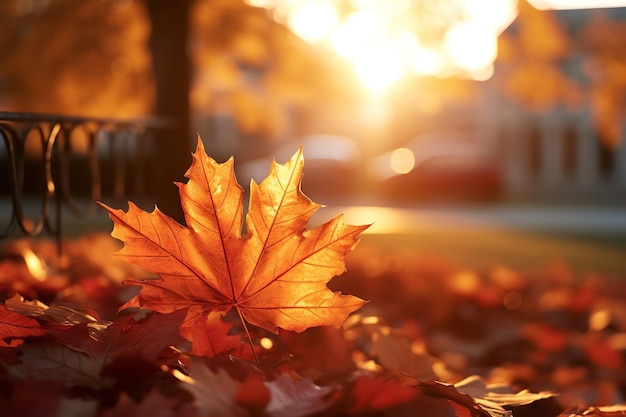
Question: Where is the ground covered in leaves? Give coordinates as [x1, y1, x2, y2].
[2, 141, 625, 416]
[1, 232, 625, 417]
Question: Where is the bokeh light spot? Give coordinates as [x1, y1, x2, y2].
[389, 148, 415, 174]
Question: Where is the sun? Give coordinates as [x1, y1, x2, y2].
[246, 0, 518, 91]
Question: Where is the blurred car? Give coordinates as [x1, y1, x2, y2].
[236, 134, 362, 202]
[371, 130, 503, 203]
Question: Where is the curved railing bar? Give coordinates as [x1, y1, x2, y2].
[15, 123, 50, 237]
[54, 123, 102, 218]
[0, 122, 21, 238]
[43, 123, 62, 239]
[0, 111, 172, 246]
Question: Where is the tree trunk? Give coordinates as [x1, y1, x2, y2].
[146, 0, 192, 223]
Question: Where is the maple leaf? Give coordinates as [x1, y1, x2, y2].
[10, 340, 104, 388]
[0, 305, 45, 347]
[100, 138, 368, 340]
[0, 378, 65, 417]
[50, 310, 187, 366]
[264, 373, 337, 417]
[175, 359, 250, 417]
[179, 311, 252, 358]
[348, 376, 417, 413]
[5, 294, 98, 325]
[371, 331, 436, 380]
[100, 389, 196, 417]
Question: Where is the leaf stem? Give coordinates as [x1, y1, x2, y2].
[235, 306, 259, 363]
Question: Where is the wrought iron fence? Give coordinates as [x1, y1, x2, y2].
[0, 111, 171, 246]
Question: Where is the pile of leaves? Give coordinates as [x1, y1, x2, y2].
[1, 139, 625, 416]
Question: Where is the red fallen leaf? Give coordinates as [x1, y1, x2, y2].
[99, 389, 196, 417]
[175, 359, 250, 416]
[370, 331, 436, 380]
[409, 376, 560, 417]
[100, 138, 368, 340]
[412, 379, 496, 417]
[450, 400, 476, 417]
[0, 305, 45, 347]
[235, 373, 271, 415]
[569, 286, 596, 314]
[4, 294, 98, 325]
[586, 337, 625, 369]
[522, 323, 568, 353]
[278, 326, 354, 380]
[13, 311, 187, 388]
[49, 310, 187, 365]
[347, 375, 417, 413]
[264, 372, 338, 417]
[0, 345, 19, 366]
[10, 340, 103, 388]
[0, 378, 64, 417]
[571, 404, 626, 416]
[179, 311, 252, 358]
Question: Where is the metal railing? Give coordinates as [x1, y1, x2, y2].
[0, 111, 171, 246]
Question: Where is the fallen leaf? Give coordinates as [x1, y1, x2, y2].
[0, 305, 45, 347]
[99, 389, 196, 417]
[235, 373, 271, 415]
[579, 404, 626, 416]
[264, 372, 337, 417]
[100, 138, 368, 342]
[451, 375, 561, 417]
[0, 378, 64, 417]
[176, 359, 250, 417]
[50, 310, 187, 366]
[586, 337, 625, 369]
[5, 294, 98, 325]
[371, 331, 436, 380]
[10, 340, 103, 388]
[348, 375, 417, 413]
[179, 311, 251, 358]
[278, 326, 354, 380]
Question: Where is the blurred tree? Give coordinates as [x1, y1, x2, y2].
[497, 0, 626, 147]
[0, 0, 358, 150]
[0, 0, 154, 118]
[145, 0, 191, 222]
[579, 11, 626, 147]
[496, 0, 584, 113]
[0, 0, 358, 218]
[189, 0, 361, 160]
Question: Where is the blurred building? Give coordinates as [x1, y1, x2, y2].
[482, 4, 626, 203]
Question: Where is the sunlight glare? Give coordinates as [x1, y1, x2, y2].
[354, 41, 404, 93]
[349, 0, 411, 14]
[411, 46, 444, 75]
[245, 0, 275, 7]
[264, 0, 518, 90]
[389, 148, 415, 174]
[445, 22, 498, 72]
[287, 1, 339, 43]
[469, 65, 495, 82]
[330, 11, 384, 59]
[462, 0, 518, 32]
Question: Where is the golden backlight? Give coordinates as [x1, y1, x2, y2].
[245, 0, 518, 91]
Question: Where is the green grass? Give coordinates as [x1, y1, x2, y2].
[359, 226, 626, 277]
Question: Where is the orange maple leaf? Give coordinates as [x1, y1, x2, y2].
[100, 138, 368, 341]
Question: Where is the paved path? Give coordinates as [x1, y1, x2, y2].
[316, 204, 626, 237]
